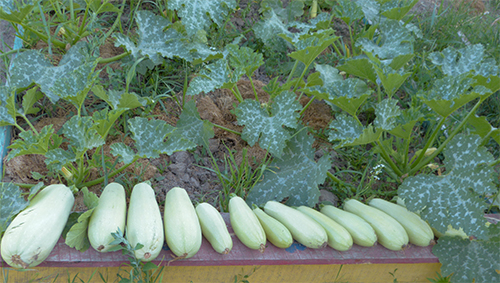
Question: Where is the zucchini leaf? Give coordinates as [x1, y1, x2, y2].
[356, 19, 414, 62]
[64, 208, 95, 252]
[374, 98, 402, 131]
[328, 114, 382, 147]
[432, 224, 500, 283]
[9, 42, 91, 103]
[176, 100, 214, 147]
[380, 0, 419, 21]
[114, 10, 221, 65]
[110, 117, 196, 164]
[185, 59, 234, 96]
[7, 125, 56, 160]
[245, 128, 331, 207]
[0, 86, 18, 127]
[304, 64, 372, 117]
[334, 0, 364, 25]
[283, 29, 339, 67]
[235, 91, 302, 157]
[399, 134, 496, 240]
[419, 73, 491, 117]
[167, 0, 237, 37]
[429, 44, 487, 77]
[0, 183, 28, 236]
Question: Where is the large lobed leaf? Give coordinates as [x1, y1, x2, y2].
[114, 10, 220, 65]
[167, 0, 237, 37]
[432, 224, 500, 283]
[9, 42, 91, 103]
[245, 129, 331, 207]
[304, 64, 372, 117]
[176, 100, 214, 147]
[236, 91, 302, 157]
[399, 135, 496, 240]
[110, 117, 196, 164]
[328, 114, 382, 147]
[0, 183, 29, 235]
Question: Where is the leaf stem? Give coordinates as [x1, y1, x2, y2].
[97, 51, 131, 64]
[376, 139, 404, 177]
[409, 98, 484, 175]
[300, 96, 315, 116]
[80, 157, 139, 188]
[285, 60, 299, 86]
[248, 76, 259, 103]
[213, 123, 241, 136]
[231, 86, 244, 103]
[293, 63, 310, 92]
[410, 115, 447, 170]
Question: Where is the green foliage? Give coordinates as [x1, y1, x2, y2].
[245, 129, 332, 207]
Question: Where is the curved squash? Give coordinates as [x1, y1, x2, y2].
[1, 184, 74, 268]
[196, 202, 233, 254]
[264, 201, 327, 249]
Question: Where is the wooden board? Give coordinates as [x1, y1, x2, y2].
[0, 213, 448, 282]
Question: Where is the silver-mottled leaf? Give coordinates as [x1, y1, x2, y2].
[245, 129, 331, 207]
[236, 91, 302, 157]
[62, 116, 105, 153]
[429, 44, 485, 76]
[186, 59, 233, 96]
[167, 0, 237, 37]
[9, 42, 89, 102]
[356, 19, 414, 61]
[374, 99, 401, 131]
[114, 10, 220, 64]
[176, 100, 214, 147]
[399, 135, 496, 240]
[0, 183, 28, 234]
[433, 232, 500, 283]
[329, 114, 381, 147]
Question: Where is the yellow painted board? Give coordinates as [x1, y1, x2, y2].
[1, 263, 442, 283]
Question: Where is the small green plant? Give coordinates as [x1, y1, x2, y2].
[427, 272, 453, 283]
[199, 144, 272, 212]
[108, 229, 165, 283]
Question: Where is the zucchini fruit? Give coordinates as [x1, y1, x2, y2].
[264, 201, 327, 249]
[1, 184, 74, 269]
[297, 206, 353, 251]
[229, 196, 266, 252]
[369, 198, 434, 247]
[126, 182, 164, 261]
[88, 182, 127, 252]
[164, 187, 202, 258]
[196, 202, 233, 254]
[344, 199, 409, 251]
[252, 205, 293, 249]
[320, 205, 377, 247]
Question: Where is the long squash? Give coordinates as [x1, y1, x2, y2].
[368, 198, 434, 247]
[126, 182, 164, 261]
[1, 184, 74, 269]
[264, 201, 327, 249]
[297, 206, 353, 251]
[164, 187, 202, 258]
[88, 182, 127, 252]
[344, 199, 409, 251]
[252, 205, 293, 249]
[320, 205, 377, 247]
[229, 195, 266, 252]
[196, 202, 233, 254]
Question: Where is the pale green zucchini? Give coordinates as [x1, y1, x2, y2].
[126, 182, 164, 261]
[252, 205, 293, 249]
[1, 184, 74, 269]
[88, 182, 127, 252]
[264, 201, 327, 249]
[368, 198, 434, 247]
[196, 202, 233, 254]
[297, 206, 353, 251]
[164, 187, 202, 258]
[320, 205, 377, 247]
[229, 196, 266, 252]
[344, 199, 409, 251]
